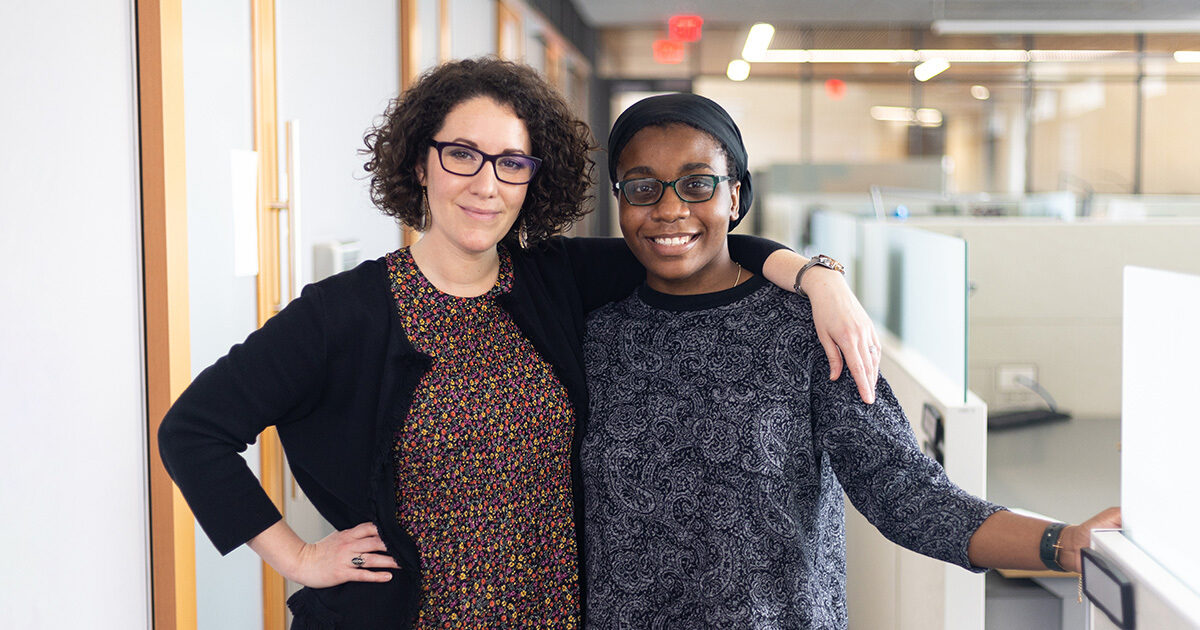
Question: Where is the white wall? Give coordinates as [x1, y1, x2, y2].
[0, 1, 151, 627]
[1122, 267, 1200, 594]
[276, 0, 402, 277]
[450, 0, 497, 61]
[180, 0, 264, 627]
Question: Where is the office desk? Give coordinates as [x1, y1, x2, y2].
[987, 415, 1121, 524]
[986, 415, 1121, 630]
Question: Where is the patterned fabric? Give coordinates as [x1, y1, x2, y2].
[388, 246, 579, 628]
[581, 276, 1003, 629]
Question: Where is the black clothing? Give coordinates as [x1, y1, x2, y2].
[158, 236, 783, 629]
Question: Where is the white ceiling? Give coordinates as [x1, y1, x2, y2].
[571, 0, 1200, 28]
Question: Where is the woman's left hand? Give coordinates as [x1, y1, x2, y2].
[1058, 507, 1122, 573]
[802, 267, 881, 404]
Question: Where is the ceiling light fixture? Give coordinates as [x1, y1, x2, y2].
[914, 58, 950, 81]
[743, 23, 776, 60]
[727, 59, 751, 81]
[869, 106, 943, 127]
[1175, 51, 1200, 63]
[870, 106, 913, 123]
[933, 20, 1200, 34]
[971, 85, 991, 100]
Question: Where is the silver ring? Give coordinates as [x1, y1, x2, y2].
[351, 554, 365, 568]
[868, 345, 879, 355]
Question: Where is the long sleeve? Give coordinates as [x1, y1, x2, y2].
[558, 235, 789, 314]
[158, 283, 331, 555]
[810, 367, 1003, 571]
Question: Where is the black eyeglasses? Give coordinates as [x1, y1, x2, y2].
[614, 174, 732, 206]
[428, 140, 542, 185]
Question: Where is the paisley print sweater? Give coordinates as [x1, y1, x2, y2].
[581, 276, 1003, 629]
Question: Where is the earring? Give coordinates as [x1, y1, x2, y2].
[518, 220, 530, 249]
[419, 187, 430, 231]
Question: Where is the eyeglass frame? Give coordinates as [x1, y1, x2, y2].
[613, 174, 734, 206]
[427, 140, 543, 185]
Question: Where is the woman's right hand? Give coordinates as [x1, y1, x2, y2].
[248, 520, 399, 588]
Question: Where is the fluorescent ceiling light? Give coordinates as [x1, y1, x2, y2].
[1029, 50, 1124, 62]
[1175, 51, 1200, 63]
[927, 49, 1028, 63]
[743, 23, 775, 60]
[740, 27, 1143, 68]
[933, 20, 1200, 34]
[870, 106, 913, 123]
[915, 108, 943, 125]
[914, 58, 950, 81]
[869, 106, 943, 127]
[727, 59, 751, 81]
[802, 49, 912, 63]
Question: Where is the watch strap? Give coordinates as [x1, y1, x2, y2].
[1039, 522, 1068, 571]
[793, 254, 846, 297]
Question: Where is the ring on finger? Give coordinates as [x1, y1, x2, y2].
[351, 554, 365, 568]
[867, 345, 879, 355]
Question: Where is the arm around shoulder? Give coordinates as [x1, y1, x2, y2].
[754, 245, 880, 403]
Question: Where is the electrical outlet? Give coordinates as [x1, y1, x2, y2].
[996, 364, 1037, 393]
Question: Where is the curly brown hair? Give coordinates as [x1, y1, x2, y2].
[363, 57, 594, 245]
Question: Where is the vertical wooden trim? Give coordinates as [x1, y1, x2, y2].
[545, 39, 562, 91]
[399, 0, 419, 89]
[399, 0, 422, 248]
[439, 0, 452, 62]
[251, 0, 287, 628]
[496, 2, 505, 59]
[138, 0, 197, 628]
[253, 0, 282, 328]
[497, 1, 524, 61]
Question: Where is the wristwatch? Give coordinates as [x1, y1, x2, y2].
[793, 254, 846, 297]
[1039, 522, 1068, 572]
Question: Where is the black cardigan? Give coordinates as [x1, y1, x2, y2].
[158, 236, 783, 628]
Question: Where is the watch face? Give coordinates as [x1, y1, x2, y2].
[817, 255, 845, 274]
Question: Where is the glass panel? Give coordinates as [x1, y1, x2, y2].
[1030, 81, 1137, 193]
[813, 213, 968, 400]
[695, 77, 802, 165]
[921, 81, 1026, 194]
[1142, 81, 1200, 194]
[808, 211, 860, 292]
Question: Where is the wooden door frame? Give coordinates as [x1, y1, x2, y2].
[250, 0, 289, 628]
[139, 0, 198, 628]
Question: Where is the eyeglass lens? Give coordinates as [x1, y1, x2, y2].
[622, 175, 721, 205]
[438, 143, 538, 184]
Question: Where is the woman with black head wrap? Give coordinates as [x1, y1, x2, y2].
[580, 93, 1120, 628]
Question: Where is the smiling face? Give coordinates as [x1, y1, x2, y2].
[416, 96, 532, 256]
[615, 123, 742, 295]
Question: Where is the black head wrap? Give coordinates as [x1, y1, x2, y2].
[608, 92, 753, 229]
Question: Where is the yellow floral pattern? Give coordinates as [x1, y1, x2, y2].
[388, 246, 579, 628]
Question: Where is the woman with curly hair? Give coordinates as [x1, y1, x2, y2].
[158, 57, 877, 629]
